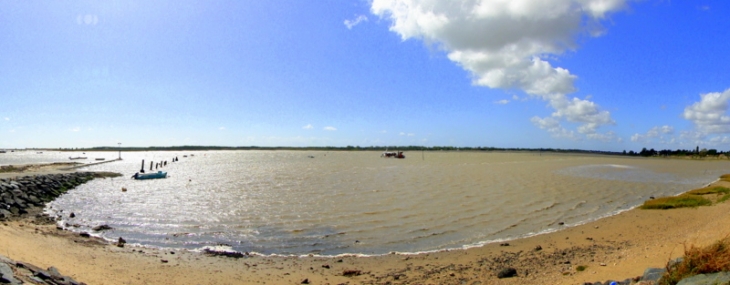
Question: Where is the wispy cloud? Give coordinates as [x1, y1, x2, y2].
[324, 126, 337, 131]
[219, 127, 226, 131]
[3, 117, 8, 121]
[344, 15, 368, 29]
[70, 127, 80, 132]
[494, 99, 509, 105]
[303, 124, 314, 130]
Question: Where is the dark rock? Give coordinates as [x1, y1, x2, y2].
[534, 245, 542, 251]
[203, 248, 244, 258]
[558, 222, 565, 225]
[117, 237, 126, 247]
[343, 269, 361, 277]
[301, 278, 310, 284]
[161, 259, 168, 263]
[79, 232, 90, 238]
[322, 264, 330, 269]
[92, 224, 112, 231]
[500, 242, 510, 246]
[497, 267, 517, 278]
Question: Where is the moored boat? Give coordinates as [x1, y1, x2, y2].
[95, 158, 105, 161]
[69, 157, 87, 160]
[132, 171, 167, 180]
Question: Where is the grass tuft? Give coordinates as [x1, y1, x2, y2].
[640, 194, 711, 209]
[720, 174, 730, 182]
[658, 237, 730, 285]
[686, 186, 730, 195]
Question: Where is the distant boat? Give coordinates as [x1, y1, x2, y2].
[381, 151, 405, 159]
[95, 158, 105, 161]
[132, 171, 167, 180]
[69, 157, 87, 160]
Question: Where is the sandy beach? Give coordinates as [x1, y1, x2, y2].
[2, 164, 730, 284]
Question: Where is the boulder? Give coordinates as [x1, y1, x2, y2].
[642, 268, 666, 282]
[676, 272, 730, 285]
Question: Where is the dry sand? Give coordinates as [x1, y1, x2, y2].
[2, 164, 730, 284]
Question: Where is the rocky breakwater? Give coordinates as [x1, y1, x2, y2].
[0, 172, 99, 220]
[0, 172, 119, 284]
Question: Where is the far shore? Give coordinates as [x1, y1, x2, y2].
[2, 163, 730, 284]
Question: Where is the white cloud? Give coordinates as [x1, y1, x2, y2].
[407, 133, 415, 136]
[494, 99, 509, 104]
[372, 0, 624, 139]
[530, 116, 576, 139]
[303, 124, 314, 130]
[70, 127, 80, 132]
[683, 88, 730, 134]
[344, 15, 368, 29]
[324, 126, 337, 131]
[586, 131, 618, 142]
[3, 117, 8, 121]
[631, 125, 675, 143]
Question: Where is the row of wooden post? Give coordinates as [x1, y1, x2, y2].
[139, 157, 178, 173]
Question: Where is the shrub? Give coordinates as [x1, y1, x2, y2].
[658, 237, 730, 285]
[640, 194, 712, 209]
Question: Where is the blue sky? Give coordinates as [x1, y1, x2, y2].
[1, 0, 730, 152]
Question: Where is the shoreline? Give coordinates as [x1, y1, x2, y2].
[2, 165, 730, 284]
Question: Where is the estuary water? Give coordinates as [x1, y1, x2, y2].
[1, 150, 727, 256]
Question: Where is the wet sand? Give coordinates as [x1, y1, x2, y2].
[2, 164, 730, 284]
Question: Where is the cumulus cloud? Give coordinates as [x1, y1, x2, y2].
[324, 126, 337, 131]
[303, 124, 314, 130]
[344, 15, 368, 29]
[683, 88, 730, 134]
[372, 0, 624, 140]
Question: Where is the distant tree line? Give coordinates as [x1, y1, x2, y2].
[22, 145, 726, 159]
[624, 146, 725, 158]
[31, 145, 624, 155]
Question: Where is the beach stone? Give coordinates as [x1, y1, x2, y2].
[0, 209, 11, 219]
[92, 224, 112, 231]
[642, 267, 666, 282]
[497, 267, 517, 278]
[0, 262, 21, 284]
[676, 272, 730, 285]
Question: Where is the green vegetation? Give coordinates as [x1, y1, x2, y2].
[641, 176, 730, 210]
[720, 174, 730, 182]
[576, 265, 588, 272]
[686, 186, 730, 195]
[659, 237, 730, 285]
[640, 194, 712, 209]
